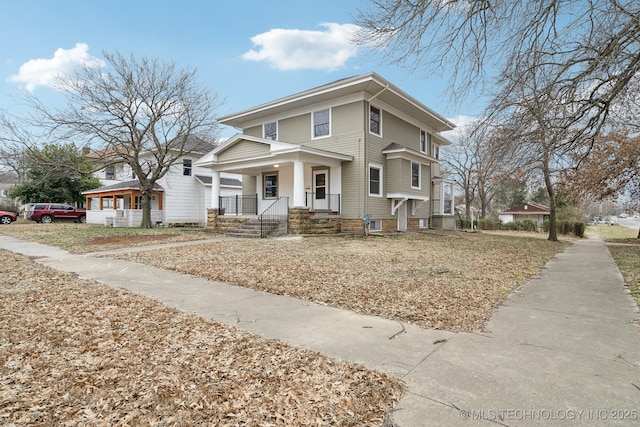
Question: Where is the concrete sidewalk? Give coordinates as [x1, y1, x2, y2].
[1, 235, 639, 426]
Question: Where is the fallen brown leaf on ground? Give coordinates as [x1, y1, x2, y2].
[115, 232, 569, 331]
[0, 251, 402, 426]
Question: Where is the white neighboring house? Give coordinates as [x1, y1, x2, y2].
[498, 202, 551, 228]
[82, 149, 241, 227]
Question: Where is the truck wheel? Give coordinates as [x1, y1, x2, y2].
[40, 215, 53, 224]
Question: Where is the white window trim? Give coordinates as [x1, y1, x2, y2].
[264, 121, 278, 140]
[369, 105, 382, 136]
[183, 158, 193, 176]
[312, 108, 331, 139]
[411, 162, 421, 189]
[368, 163, 383, 197]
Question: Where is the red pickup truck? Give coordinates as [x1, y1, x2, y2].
[27, 203, 86, 223]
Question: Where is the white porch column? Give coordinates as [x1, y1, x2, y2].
[292, 160, 306, 207]
[211, 170, 220, 209]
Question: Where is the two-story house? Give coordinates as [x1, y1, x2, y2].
[82, 144, 241, 227]
[196, 72, 456, 235]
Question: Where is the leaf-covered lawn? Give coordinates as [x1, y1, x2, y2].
[117, 232, 569, 331]
[0, 251, 402, 426]
[607, 245, 640, 306]
[0, 222, 213, 253]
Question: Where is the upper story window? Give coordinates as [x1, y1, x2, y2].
[183, 159, 192, 176]
[433, 144, 440, 159]
[411, 162, 421, 189]
[420, 130, 432, 153]
[105, 165, 115, 180]
[369, 164, 383, 196]
[369, 105, 381, 136]
[264, 121, 277, 140]
[313, 108, 330, 138]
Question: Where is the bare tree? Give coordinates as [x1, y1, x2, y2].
[442, 124, 478, 223]
[355, 0, 640, 145]
[22, 52, 222, 228]
[443, 118, 520, 225]
[492, 59, 580, 241]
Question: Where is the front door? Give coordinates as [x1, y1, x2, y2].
[312, 169, 329, 211]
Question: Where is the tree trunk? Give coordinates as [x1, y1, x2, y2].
[544, 167, 558, 242]
[140, 190, 153, 229]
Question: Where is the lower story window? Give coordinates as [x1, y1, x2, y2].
[369, 219, 381, 231]
[419, 218, 429, 228]
[264, 173, 278, 199]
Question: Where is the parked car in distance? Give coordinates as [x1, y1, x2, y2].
[0, 210, 17, 224]
[27, 203, 86, 223]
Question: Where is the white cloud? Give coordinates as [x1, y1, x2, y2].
[242, 23, 361, 71]
[8, 43, 104, 92]
[446, 114, 481, 140]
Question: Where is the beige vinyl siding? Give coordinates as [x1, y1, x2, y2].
[384, 158, 403, 194]
[384, 158, 429, 198]
[217, 140, 270, 162]
[244, 125, 262, 138]
[365, 133, 390, 219]
[332, 103, 363, 135]
[333, 132, 365, 218]
[277, 101, 363, 146]
[382, 111, 421, 151]
[279, 114, 310, 142]
[242, 175, 257, 196]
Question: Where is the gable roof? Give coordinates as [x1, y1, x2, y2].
[217, 72, 456, 133]
[195, 133, 353, 171]
[85, 135, 216, 161]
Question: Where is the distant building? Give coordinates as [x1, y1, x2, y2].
[499, 202, 550, 227]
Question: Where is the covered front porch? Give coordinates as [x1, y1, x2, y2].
[82, 180, 165, 227]
[196, 134, 353, 218]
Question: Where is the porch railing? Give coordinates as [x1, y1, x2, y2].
[259, 196, 289, 238]
[218, 194, 258, 215]
[305, 192, 340, 213]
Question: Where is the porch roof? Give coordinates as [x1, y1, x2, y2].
[382, 142, 438, 163]
[82, 180, 165, 195]
[195, 134, 353, 174]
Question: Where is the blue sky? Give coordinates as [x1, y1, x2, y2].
[0, 0, 479, 138]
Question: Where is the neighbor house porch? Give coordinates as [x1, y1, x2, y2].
[82, 180, 165, 227]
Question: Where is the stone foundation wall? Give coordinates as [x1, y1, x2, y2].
[206, 209, 217, 229]
[407, 218, 421, 231]
[307, 216, 342, 234]
[215, 216, 252, 233]
[341, 218, 365, 236]
[288, 207, 310, 235]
